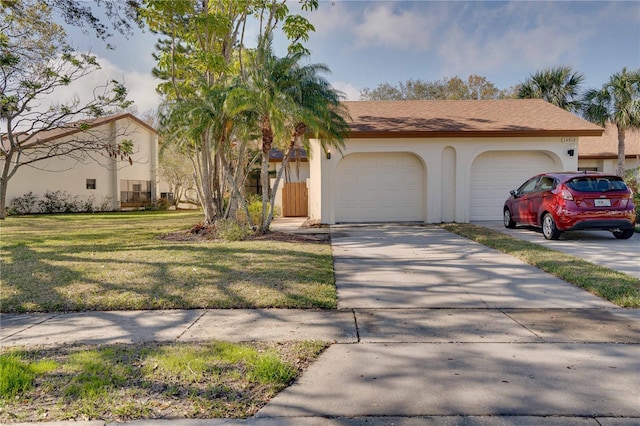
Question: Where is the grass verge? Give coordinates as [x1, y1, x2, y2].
[0, 340, 328, 423]
[0, 211, 336, 313]
[442, 223, 640, 308]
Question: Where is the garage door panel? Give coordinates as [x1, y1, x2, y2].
[336, 153, 425, 222]
[471, 151, 557, 221]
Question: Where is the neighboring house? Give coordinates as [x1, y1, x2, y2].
[307, 99, 603, 224]
[578, 123, 640, 174]
[4, 113, 159, 211]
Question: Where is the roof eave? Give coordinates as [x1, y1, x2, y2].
[579, 154, 640, 160]
[28, 113, 157, 146]
[348, 129, 604, 139]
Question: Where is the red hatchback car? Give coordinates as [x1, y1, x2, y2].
[503, 172, 636, 240]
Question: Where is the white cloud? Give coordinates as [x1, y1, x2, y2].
[304, 1, 355, 35]
[352, 3, 435, 50]
[331, 81, 360, 101]
[48, 55, 161, 116]
[435, 2, 592, 79]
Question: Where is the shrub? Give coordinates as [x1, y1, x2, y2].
[145, 198, 171, 211]
[82, 196, 96, 213]
[38, 190, 82, 213]
[237, 196, 280, 227]
[6, 192, 37, 215]
[216, 219, 250, 241]
[98, 196, 115, 212]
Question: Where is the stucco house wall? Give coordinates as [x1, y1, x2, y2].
[4, 113, 158, 211]
[578, 123, 640, 174]
[309, 136, 576, 224]
[308, 99, 602, 225]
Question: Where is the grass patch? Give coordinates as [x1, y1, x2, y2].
[0, 340, 329, 423]
[0, 211, 336, 313]
[442, 223, 640, 308]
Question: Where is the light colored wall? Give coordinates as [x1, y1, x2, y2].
[309, 136, 577, 224]
[4, 117, 157, 211]
[578, 158, 640, 174]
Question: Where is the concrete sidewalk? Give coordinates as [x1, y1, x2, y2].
[2, 222, 639, 426]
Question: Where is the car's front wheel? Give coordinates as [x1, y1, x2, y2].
[503, 208, 516, 229]
[542, 213, 561, 240]
[612, 229, 635, 240]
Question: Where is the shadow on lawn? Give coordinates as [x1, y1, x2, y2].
[0, 238, 335, 313]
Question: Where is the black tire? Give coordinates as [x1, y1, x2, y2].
[612, 229, 635, 240]
[542, 213, 561, 240]
[503, 208, 516, 229]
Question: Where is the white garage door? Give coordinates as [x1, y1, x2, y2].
[335, 153, 425, 222]
[471, 151, 558, 221]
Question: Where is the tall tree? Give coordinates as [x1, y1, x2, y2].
[244, 40, 349, 233]
[3, 0, 141, 42]
[0, 0, 132, 219]
[142, 0, 320, 226]
[582, 67, 640, 176]
[360, 75, 514, 101]
[518, 66, 585, 113]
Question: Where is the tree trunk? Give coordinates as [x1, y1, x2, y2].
[260, 151, 270, 233]
[216, 149, 254, 228]
[259, 117, 273, 233]
[199, 132, 217, 224]
[616, 125, 626, 177]
[0, 151, 15, 220]
[0, 178, 8, 220]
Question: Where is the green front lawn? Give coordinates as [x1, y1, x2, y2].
[442, 223, 640, 308]
[0, 340, 328, 423]
[0, 211, 336, 313]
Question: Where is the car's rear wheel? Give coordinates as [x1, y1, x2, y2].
[542, 213, 561, 240]
[503, 208, 516, 229]
[612, 229, 635, 239]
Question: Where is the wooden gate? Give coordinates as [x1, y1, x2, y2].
[282, 182, 308, 217]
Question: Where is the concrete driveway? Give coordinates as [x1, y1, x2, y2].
[329, 224, 618, 309]
[475, 221, 640, 279]
[259, 225, 640, 421]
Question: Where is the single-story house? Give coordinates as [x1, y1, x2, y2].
[303, 99, 604, 224]
[4, 113, 159, 211]
[578, 122, 640, 174]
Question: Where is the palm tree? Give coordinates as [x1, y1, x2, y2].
[518, 66, 585, 113]
[582, 67, 640, 176]
[245, 41, 349, 233]
[160, 83, 255, 226]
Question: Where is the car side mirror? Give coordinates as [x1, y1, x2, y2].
[510, 189, 518, 197]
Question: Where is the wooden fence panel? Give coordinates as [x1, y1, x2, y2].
[283, 182, 308, 217]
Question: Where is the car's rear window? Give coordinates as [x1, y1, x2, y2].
[566, 177, 628, 192]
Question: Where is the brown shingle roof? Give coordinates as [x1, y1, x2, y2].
[579, 122, 640, 159]
[344, 99, 603, 138]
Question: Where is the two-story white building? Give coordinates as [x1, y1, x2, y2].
[3, 113, 159, 212]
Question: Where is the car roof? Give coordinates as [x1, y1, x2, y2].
[541, 172, 621, 181]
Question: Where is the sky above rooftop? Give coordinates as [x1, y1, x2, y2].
[58, 0, 640, 116]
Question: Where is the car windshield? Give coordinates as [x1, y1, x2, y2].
[566, 176, 627, 192]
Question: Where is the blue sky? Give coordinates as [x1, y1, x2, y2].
[59, 0, 640, 114]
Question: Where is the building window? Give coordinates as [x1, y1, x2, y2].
[120, 180, 152, 204]
[86, 179, 96, 190]
[578, 167, 599, 172]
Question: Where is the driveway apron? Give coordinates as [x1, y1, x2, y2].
[258, 225, 640, 420]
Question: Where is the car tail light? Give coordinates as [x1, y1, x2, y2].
[560, 188, 573, 201]
[620, 193, 632, 208]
